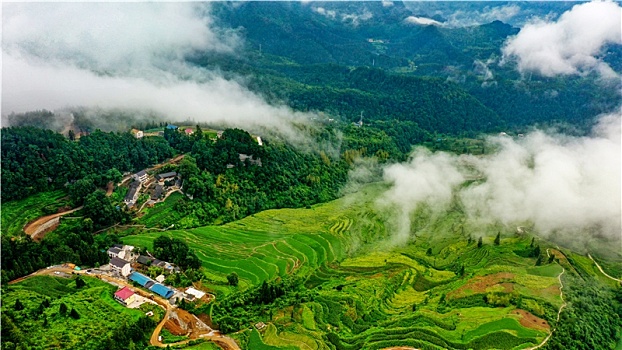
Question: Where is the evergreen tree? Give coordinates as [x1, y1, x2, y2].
[59, 302, 68, 315]
[75, 276, 86, 289]
[69, 308, 80, 319]
[14, 299, 24, 311]
[227, 272, 239, 286]
[535, 255, 543, 266]
[494, 232, 500, 246]
[477, 237, 483, 248]
[426, 248, 432, 256]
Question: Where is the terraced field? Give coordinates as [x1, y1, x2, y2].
[121, 184, 581, 349]
[1, 190, 71, 238]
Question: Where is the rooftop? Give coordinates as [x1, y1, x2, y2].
[129, 272, 154, 287]
[114, 286, 135, 301]
[110, 257, 130, 269]
[150, 283, 174, 299]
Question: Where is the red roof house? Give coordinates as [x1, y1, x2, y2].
[114, 286, 136, 305]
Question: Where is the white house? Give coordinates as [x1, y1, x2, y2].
[110, 257, 132, 277]
[133, 170, 149, 183]
[131, 129, 144, 139]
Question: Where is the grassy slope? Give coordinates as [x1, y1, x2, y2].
[1, 275, 145, 349]
[1, 190, 70, 238]
[120, 183, 617, 349]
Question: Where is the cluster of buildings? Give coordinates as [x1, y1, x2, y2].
[123, 169, 181, 208]
[107, 244, 180, 302]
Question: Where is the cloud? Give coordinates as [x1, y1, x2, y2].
[445, 4, 521, 27]
[404, 16, 442, 26]
[502, 1, 622, 78]
[378, 149, 465, 245]
[382, 1, 394, 8]
[378, 113, 621, 250]
[404, 3, 521, 28]
[1, 2, 316, 141]
[312, 6, 372, 26]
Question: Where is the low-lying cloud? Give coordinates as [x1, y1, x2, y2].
[404, 3, 521, 28]
[2, 2, 315, 139]
[502, 1, 622, 78]
[404, 16, 442, 26]
[312, 6, 373, 26]
[379, 114, 621, 249]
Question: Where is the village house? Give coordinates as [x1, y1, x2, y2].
[185, 287, 206, 300]
[107, 247, 122, 259]
[110, 257, 132, 277]
[151, 184, 164, 200]
[155, 172, 177, 183]
[124, 181, 141, 207]
[133, 170, 149, 183]
[130, 129, 144, 139]
[114, 286, 137, 306]
[185, 128, 193, 135]
[227, 153, 262, 169]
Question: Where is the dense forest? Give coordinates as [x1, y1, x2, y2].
[1, 127, 173, 202]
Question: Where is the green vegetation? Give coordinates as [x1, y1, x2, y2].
[160, 329, 188, 344]
[117, 184, 617, 349]
[1, 275, 156, 350]
[1, 127, 174, 202]
[0, 190, 70, 238]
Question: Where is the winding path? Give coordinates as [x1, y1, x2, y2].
[526, 249, 567, 350]
[9, 266, 240, 350]
[588, 253, 622, 283]
[24, 206, 83, 241]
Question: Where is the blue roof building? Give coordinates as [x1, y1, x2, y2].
[150, 283, 174, 299]
[129, 272, 155, 289]
[166, 124, 178, 130]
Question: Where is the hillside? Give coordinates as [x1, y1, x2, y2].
[120, 183, 622, 350]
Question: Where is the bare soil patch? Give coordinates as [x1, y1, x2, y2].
[511, 309, 550, 331]
[448, 272, 515, 298]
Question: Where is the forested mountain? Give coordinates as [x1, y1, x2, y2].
[206, 1, 620, 131]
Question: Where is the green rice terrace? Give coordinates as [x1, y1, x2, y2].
[117, 183, 621, 350]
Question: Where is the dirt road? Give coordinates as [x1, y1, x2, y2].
[588, 254, 622, 283]
[10, 263, 240, 350]
[24, 206, 83, 241]
[526, 250, 567, 350]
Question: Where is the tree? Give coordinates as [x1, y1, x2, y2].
[82, 190, 119, 228]
[477, 237, 483, 248]
[68, 129, 76, 141]
[535, 255, 543, 266]
[530, 237, 535, 247]
[494, 232, 500, 245]
[14, 299, 24, 311]
[532, 245, 541, 258]
[69, 308, 80, 319]
[548, 254, 555, 264]
[227, 272, 239, 287]
[426, 248, 432, 256]
[75, 276, 86, 289]
[459, 265, 465, 276]
[59, 302, 68, 315]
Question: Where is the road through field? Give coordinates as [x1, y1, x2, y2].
[588, 253, 622, 283]
[526, 249, 567, 350]
[24, 206, 83, 240]
[9, 266, 239, 350]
